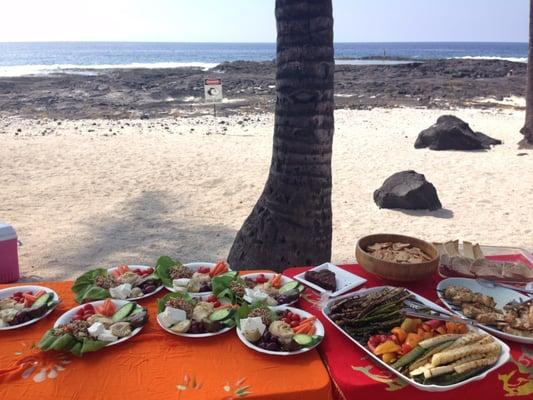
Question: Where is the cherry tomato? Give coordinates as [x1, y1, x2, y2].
[290, 320, 299, 328]
[291, 314, 301, 321]
[199, 267, 211, 274]
[286, 312, 293, 318]
[213, 301, 221, 308]
[207, 294, 217, 302]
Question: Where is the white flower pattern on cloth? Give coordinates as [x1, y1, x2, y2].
[14, 342, 71, 383]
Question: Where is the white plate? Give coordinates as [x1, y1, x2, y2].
[437, 278, 533, 344]
[240, 273, 302, 306]
[107, 265, 164, 301]
[294, 262, 367, 297]
[53, 300, 144, 347]
[163, 262, 218, 296]
[322, 286, 510, 392]
[236, 305, 324, 356]
[157, 314, 233, 338]
[0, 285, 60, 330]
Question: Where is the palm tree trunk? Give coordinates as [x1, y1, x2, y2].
[520, 0, 533, 147]
[228, 0, 334, 271]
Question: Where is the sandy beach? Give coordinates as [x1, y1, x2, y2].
[1, 106, 531, 281]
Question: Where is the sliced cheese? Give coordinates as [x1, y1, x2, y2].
[109, 283, 132, 300]
[88, 322, 105, 338]
[165, 307, 187, 323]
[172, 278, 190, 289]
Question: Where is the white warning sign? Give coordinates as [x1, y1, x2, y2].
[204, 78, 223, 103]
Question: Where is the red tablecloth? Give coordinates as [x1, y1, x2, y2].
[284, 260, 533, 399]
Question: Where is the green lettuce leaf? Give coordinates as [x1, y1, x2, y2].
[156, 290, 192, 313]
[155, 256, 182, 287]
[72, 268, 109, 303]
[212, 271, 241, 304]
[70, 342, 83, 357]
[80, 338, 108, 354]
[75, 286, 110, 303]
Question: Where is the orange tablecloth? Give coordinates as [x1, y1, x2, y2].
[0, 281, 333, 400]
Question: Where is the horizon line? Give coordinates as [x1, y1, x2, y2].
[0, 40, 528, 45]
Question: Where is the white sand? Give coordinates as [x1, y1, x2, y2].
[0, 107, 532, 281]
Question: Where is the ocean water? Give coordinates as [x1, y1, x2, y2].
[0, 42, 527, 77]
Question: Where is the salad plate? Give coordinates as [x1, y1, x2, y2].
[156, 291, 235, 337]
[214, 272, 304, 307]
[39, 299, 148, 356]
[236, 304, 324, 356]
[0, 285, 59, 330]
[72, 265, 163, 303]
[322, 286, 510, 392]
[437, 278, 533, 344]
[156, 256, 231, 296]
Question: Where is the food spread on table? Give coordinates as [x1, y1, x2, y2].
[2, 237, 528, 393]
[156, 291, 235, 335]
[236, 304, 323, 353]
[442, 285, 533, 338]
[304, 269, 337, 291]
[365, 242, 432, 263]
[0, 289, 58, 328]
[213, 272, 303, 306]
[72, 265, 162, 303]
[39, 299, 148, 356]
[437, 240, 533, 283]
[155, 256, 230, 293]
[326, 287, 504, 387]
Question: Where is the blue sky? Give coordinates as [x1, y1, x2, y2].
[0, 0, 528, 42]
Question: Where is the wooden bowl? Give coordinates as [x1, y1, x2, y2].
[355, 233, 439, 282]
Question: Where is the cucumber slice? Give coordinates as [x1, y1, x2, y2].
[209, 308, 232, 321]
[32, 293, 51, 309]
[129, 306, 143, 316]
[47, 300, 58, 308]
[279, 281, 300, 294]
[293, 334, 313, 346]
[112, 302, 135, 322]
[221, 318, 236, 327]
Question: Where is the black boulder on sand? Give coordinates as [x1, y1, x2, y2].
[374, 170, 442, 211]
[415, 115, 502, 150]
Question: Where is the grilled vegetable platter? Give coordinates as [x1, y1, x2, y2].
[235, 303, 324, 356]
[72, 265, 163, 303]
[437, 278, 533, 344]
[156, 291, 236, 337]
[38, 299, 148, 357]
[0, 285, 60, 330]
[322, 286, 510, 392]
[155, 257, 231, 296]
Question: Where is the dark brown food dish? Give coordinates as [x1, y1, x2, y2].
[305, 269, 337, 291]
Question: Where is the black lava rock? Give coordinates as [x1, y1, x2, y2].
[415, 115, 502, 150]
[374, 170, 442, 211]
